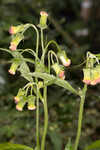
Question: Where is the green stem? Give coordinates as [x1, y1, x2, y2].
[45, 40, 61, 53]
[23, 24, 39, 58]
[36, 86, 40, 150]
[41, 86, 48, 150]
[41, 29, 45, 63]
[74, 84, 87, 150]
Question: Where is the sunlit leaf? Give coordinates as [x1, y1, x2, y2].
[84, 140, 100, 150]
[0, 143, 33, 150]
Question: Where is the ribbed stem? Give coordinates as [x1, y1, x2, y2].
[41, 86, 48, 150]
[74, 85, 87, 150]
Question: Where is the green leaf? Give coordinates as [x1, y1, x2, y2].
[0, 143, 33, 150]
[11, 51, 33, 82]
[83, 140, 100, 150]
[29, 72, 79, 95]
[19, 62, 33, 82]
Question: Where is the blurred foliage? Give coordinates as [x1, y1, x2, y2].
[0, 0, 100, 150]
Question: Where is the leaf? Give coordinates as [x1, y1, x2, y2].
[19, 62, 33, 82]
[29, 72, 79, 95]
[11, 51, 33, 82]
[0, 143, 33, 150]
[83, 140, 100, 150]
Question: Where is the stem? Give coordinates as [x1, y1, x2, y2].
[23, 24, 39, 57]
[36, 86, 40, 150]
[41, 86, 48, 150]
[45, 40, 61, 53]
[41, 29, 45, 63]
[74, 84, 87, 150]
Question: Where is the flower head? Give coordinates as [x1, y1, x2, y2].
[14, 89, 25, 103]
[28, 95, 36, 110]
[38, 11, 48, 29]
[83, 68, 91, 85]
[52, 63, 65, 80]
[16, 96, 27, 111]
[9, 25, 25, 35]
[8, 61, 20, 75]
[57, 51, 71, 67]
[9, 33, 24, 51]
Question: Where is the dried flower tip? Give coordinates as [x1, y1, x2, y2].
[14, 96, 20, 103]
[40, 11, 48, 16]
[83, 79, 91, 85]
[9, 43, 17, 51]
[59, 71, 65, 80]
[28, 105, 36, 110]
[16, 105, 23, 111]
[8, 69, 15, 75]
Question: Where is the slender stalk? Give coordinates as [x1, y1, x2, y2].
[44, 40, 61, 52]
[41, 29, 45, 63]
[41, 86, 48, 150]
[36, 87, 40, 150]
[74, 85, 87, 150]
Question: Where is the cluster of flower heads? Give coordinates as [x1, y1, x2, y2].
[83, 53, 100, 85]
[14, 88, 36, 111]
[8, 11, 72, 110]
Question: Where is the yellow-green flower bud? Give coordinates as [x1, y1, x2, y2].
[38, 81, 44, 89]
[52, 63, 65, 80]
[83, 68, 91, 85]
[9, 33, 24, 51]
[38, 11, 48, 29]
[57, 51, 71, 67]
[9, 25, 25, 35]
[16, 96, 26, 111]
[28, 95, 36, 110]
[14, 89, 25, 103]
[8, 61, 21, 75]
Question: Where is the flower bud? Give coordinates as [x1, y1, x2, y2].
[14, 89, 25, 103]
[83, 68, 91, 85]
[28, 95, 36, 110]
[38, 11, 48, 29]
[57, 51, 71, 67]
[8, 61, 21, 75]
[9, 33, 24, 51]
[52, 63, 65, 80]
[9, 25, 25, 35]
[16, 96, 26, 111]
[38, 81, 44, 89]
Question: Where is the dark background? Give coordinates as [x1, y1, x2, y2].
[0, 0, 100, 150]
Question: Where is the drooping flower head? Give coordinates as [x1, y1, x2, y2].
[9, 33, 24, 51]
[83, 68, 91, 85]
[8, 60, 21, 75]
[52, 63, 65, 80]
[14, 89, 25, 103]
[57, 51, 71, 67]
[9, 25, 25, 35]
[16, 97, 26, 111]
[27, 95, 36, 110]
